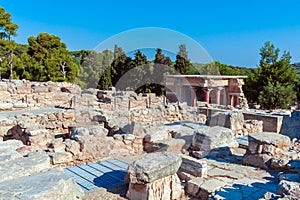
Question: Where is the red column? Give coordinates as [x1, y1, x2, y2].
[190, 87, 197, 106]
[203, 88, 211, 103]
[215, 87, 222, 105]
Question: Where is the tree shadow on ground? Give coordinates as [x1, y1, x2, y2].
[214, 181, 278, 200]
[93, 170, 128, 196]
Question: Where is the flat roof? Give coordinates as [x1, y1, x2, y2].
[166, 75, 247, 79]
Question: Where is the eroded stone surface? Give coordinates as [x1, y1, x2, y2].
[178, 155, 207, 181]
[0, 151, 50, 183]
[192, 126, 238, 152]
[128, 152, 182, 184]
[127, 174, 183, 200]
[0, 169, 84, 200]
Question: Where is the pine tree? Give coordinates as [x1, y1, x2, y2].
[174, 44, 190, 75]
[0, 7, 18, 81]
[27, 33, 78, 82]
[256, 42, 297, 109]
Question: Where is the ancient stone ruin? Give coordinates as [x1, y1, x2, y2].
[0, 79, 300, 199]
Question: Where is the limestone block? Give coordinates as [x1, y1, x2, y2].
[0, 140, 24, 162]
[145, 138, 185, 153]
[144, 129, 171, 143]
[0, 103, 13, 110]
[0, 169, 84, 200]
[207, 110, 244, 131]
[50, 152, 73, 165]
[192, 126, 238, 152]
[127, 174, 183, 200]
[32, 86, 50, 93]
[0, 82, 8, 91]
[64, 139, 81, 157]
[187, 177, 229, 199]
[12, 102, 28, 108]
[127, 152, 182, 184]
[16, 86, 32, 94]
[28, 130, 54, 148]
[0, 91, 10, 102]
[242, 153, 272, 169]
[248, 132, 291, 155]
[0, 151, 50, 183]
[63, 112, 75, 119]
[277, 180, 300, 197]
[269, 158, 289, 170]
[178, 155, 207, 181]
[48, 138, 66, 152]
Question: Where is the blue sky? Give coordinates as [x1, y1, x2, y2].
[1, 0, 300, 67]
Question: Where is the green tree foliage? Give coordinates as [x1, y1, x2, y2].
[151, 48, 173, 95]
[97, 50, 114, 90]
[174, 44, 190, 74]
[132, 50, 149, 93]
[27, 33, 78, 82]
[79, 50, 102, 88]
[0, 7, 18, 81]
[254, 42, 297, 108]
[258, 82, 296, 109]
[113, 44, 123, 60]
[110, 47, 134, 86]
[188, 62, 220, 75]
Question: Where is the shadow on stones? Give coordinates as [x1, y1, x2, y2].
[164, 121, 205, 127]
[215, 181, 278, 200]
[93, 170, 128, 196]
[204, 146, 243, 165]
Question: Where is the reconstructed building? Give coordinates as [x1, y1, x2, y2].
[166, 75, 247, 106]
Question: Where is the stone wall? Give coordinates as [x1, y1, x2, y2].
[131, 104, 206, 125]
[199, 107, 284, 134]
[206, 110, 263, 137]
[280, 110, 300, 139]
[243, 112, 283, 133]
[0, 80, 80, 110]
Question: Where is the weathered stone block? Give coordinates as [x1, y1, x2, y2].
[192, 126, 238, 152]
[242, 153, 272, 169]
[187, 177, 228, 199]
[0, 169, 84, 200]
[50, 152, 73, 165]
[248, 132, 291, 155]
[0, 151, 50, 183]
[127, 152, 182, 184]
[127, 174, 183, 200]
[16, 86, 32, 94]
[0, 91, 10, 102]
[12, 102, 28, 108]
[144, 129, 171, 143]
[178, 155, 207, 181]
[0, 103, 13, 110]
[277, 180, 300, 197]
[207, 110, 244, 131]
[32, 86, 50, 93]
[0, 82, 8, 91]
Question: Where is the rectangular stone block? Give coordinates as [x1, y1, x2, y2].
[127, 174, 183, 200]
[16, 86, 32, 94]
[179, 155, 207, 179]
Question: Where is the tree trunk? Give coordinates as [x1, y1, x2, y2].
[61, 62, 66, 79]
[8, 33, 13, 82]
[9, 50, 13, 82]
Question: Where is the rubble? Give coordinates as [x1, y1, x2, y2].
[1, 80, 300, 199]
[242, 132, 291, 169]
